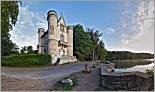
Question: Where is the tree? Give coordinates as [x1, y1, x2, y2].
[73, 24, 107, 61]
[73, 24, 92, 61]
[98, 40, 107, 61]
[27, 46, 33, 54]
[1, 1, 21, 56]
[87, 28, 103, 61]
[21, 46, 27, 54]
[106, 51, 154, 60]
[11, 43, 19, 54]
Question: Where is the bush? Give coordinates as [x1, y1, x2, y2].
[1, 54, 51, 67]
[145, 69, 154, 75]
[53, 78, 78, 91]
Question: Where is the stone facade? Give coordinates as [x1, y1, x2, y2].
[38, 10, 77, 64]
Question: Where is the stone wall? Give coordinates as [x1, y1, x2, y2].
[59, 56, 77, 64]
[100, 62, 153, 91]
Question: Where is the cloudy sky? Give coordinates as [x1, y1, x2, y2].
[10, 0, 154, 54]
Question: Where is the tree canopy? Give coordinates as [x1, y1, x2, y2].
[1, 1, 21, 56]
[73, 24, 107, 61]
[106, 51, 154, 60]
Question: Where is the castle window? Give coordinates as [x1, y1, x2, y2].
[60, 34, 64, 41]
[60, 24, 64, 32]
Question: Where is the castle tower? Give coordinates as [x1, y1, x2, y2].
[38, 28, 45, 54]
[67, 26, 73, 56]
[47, 10, 58, 55]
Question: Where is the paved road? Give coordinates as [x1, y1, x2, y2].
[1, 61, 96, 79]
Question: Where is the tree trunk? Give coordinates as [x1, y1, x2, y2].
[93, 52, 94, 61]
[83, 55, 85, 61]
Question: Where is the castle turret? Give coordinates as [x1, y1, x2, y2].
[38, 28, 45, 54]
[67, 26, 73, 56]
[47, 10, 58, 55]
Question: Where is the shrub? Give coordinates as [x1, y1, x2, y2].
[146, 69, 154, 75]
[53, 78, 78, 91]
[1, 54, 51, 67]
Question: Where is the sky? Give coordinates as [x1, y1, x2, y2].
[10, 0, 154, 54]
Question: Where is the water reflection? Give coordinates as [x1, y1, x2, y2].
[110, 59, 154, 73]
[115, 63, 154, 73]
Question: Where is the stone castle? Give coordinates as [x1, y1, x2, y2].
[38, 10, 77, 64]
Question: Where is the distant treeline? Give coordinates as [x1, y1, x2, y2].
[106, 51, 154, 60]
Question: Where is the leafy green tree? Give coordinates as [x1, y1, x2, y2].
[87, 28, 103, 61]
[27, 46, 33, 54]
[1, 1, 21, 56]
[73, 24, 107, 61]
[73, 24, 92, 61]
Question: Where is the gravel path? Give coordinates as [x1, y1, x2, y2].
[1, 75, 59, 91]
[1, 61, 98, 91]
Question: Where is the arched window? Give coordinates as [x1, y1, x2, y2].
[60, 24, 64, 32]
[60, 34, 64, 41]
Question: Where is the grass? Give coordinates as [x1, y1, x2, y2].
[53, 78, 78, 91]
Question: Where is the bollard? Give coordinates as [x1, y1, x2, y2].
[85, 64, 88, 71]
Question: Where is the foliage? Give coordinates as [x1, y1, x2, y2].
[21, 46, 27, 54]
[33, 50, 38, 54]
[98, 40, 107, 61]
[73, 24, 107, 61]
[20, 45, 37, 54]
[73, 24, 92, 61]
[86, 28, 103, 60]
[1, 54, 51, 67]
[106, 51, 154, 60]
[1, 1, 21, 56]
[27, 46, 33, 53]
[145, 69, 154, 75]
[53, 78, 78, 91]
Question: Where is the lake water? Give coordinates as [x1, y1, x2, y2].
[110, 59, 154, 73]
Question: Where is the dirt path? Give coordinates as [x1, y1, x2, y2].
[70, 67, 101, 91]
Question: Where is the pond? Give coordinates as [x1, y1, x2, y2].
[109, 59, 154, 73]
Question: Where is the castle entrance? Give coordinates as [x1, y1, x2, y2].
[59, 49, 63, 56]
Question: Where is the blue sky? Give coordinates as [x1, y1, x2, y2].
[10, 1, 154, 54]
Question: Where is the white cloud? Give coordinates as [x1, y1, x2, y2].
[10, 5, 48, 50]
[118, 0, 154, 53]
[122, 39, 129, 45]
[106, 28, 115, 34]
[121, 34, 128, 38]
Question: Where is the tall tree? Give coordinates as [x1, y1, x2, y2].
[87, 28, 103, 61]
[73, 24, 92, 61]
[73, 24, 107, 61]
[1, 1, 21, 56]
